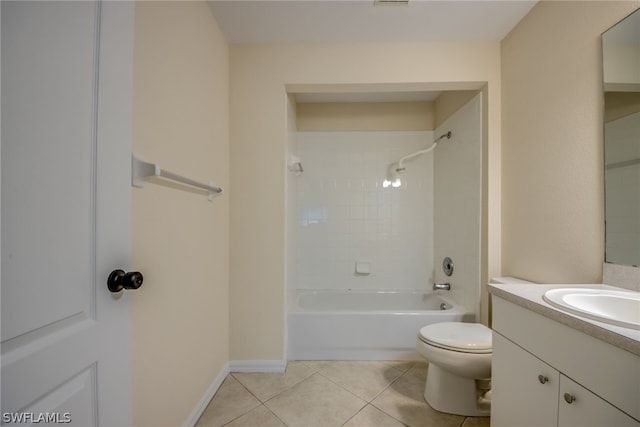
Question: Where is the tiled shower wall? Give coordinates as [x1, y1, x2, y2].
[433, 94, 482, 314]
[293, 131, 435, 291]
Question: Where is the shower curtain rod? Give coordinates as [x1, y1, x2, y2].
[395, 131, 452, 172]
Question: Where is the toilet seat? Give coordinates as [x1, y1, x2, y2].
[418, 322, 492, 354]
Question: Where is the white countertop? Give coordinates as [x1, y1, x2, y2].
[488, 283, 640, 357]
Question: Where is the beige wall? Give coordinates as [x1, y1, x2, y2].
[501, 1, 639, 284]
[297, 101, 434, 131]
[230, 42, 502, 360]
[131, 2, 229, 426]
[434, 90, 479, 128]
[297, 93, 481, 132]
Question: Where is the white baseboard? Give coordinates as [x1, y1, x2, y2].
[182, 360, 287, 427]
[182, 362, 230, 427]
[229, 359, 287, 373]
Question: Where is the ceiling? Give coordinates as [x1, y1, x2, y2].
[209, 1, 538, 103]
[209, 0, 538, 44]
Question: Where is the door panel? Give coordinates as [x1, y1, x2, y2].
[1, 1, 133, 425]
[19, 367, 95, 426]
[2, 0, 95, 342]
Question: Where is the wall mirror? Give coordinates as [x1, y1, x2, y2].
[602, 8, 640, 267]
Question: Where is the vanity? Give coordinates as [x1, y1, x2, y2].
[489, 7, 640, 427]
[489, 283, 640, 427]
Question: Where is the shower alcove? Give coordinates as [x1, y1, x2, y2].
[285, 85, 486, 360]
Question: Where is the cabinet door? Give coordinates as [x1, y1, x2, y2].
[558, 375, 639, 427]
[492, 332, 559, 427]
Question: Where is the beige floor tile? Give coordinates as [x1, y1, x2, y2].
[296, 360, 415, 375]
[196, 362, 487, 427]
[196, 376, 261, 427]
[402, 362, 428, 383]
[381, 360, 417, 374]
[461, 416, 490, 427]
[316, 361, 405, 402]
[265, 373, 366, 427]
[232, 361, 316, 402]
[223, 406, 287, 427]
[343, 404, 408, 427]
[295, 360, 333, 373]
[371, 370, 464, 427]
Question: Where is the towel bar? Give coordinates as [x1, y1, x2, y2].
[132, 154, 223, 201]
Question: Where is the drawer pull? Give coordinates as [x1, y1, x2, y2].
[538, 375, 548, 384]
[563, 393, 576, 404]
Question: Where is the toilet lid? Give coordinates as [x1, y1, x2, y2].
[418, 322, 492, 354]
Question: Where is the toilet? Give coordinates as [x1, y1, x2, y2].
[416, 321, 492, 416]
[416, 277, 534, 416]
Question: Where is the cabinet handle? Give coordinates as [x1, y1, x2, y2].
[563, 393, 576, 404]
[538, 375, 548, 384]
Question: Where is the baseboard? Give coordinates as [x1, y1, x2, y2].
[182, 362, 230, 427]
[229, 359, 287, 373]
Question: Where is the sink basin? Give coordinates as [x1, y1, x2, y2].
[543, 288, 640, 330]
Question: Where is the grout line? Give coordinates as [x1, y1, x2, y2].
[229, 372, 265, 403]
[260, 403, 289, 427]
[225, 374, 286, 425]
[216, 375, 261, 427]
[367, 365, 417, 426]
[312, 370, 368, 404]
[370, 361, 416, 402]
[228, 373, 295, 426]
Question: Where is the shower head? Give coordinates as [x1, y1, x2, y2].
[383, 131, 452, 188]
[383, 163, 404, 188]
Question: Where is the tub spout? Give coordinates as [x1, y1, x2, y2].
[433, 283, 451, 291]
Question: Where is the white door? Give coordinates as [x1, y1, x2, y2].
[1, 2, 134, 425]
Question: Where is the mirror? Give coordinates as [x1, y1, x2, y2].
[602, 8, 640, 267]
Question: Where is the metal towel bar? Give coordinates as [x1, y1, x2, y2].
[132, 154, 223, 201]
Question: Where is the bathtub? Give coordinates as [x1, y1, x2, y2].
[287, 289, 474, 360]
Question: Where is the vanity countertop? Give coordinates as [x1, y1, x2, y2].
[488, 283, 640, 357]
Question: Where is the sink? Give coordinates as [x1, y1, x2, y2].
[543, 288, 640, 330]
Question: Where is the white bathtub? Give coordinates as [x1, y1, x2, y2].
[287, 290, 474, 360]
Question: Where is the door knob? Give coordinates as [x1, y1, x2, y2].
[107, 269, 143, 293]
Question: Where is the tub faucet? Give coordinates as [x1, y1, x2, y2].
[433, 282, 451, 291]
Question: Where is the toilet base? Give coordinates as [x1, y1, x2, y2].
[424, 364, 491, 417]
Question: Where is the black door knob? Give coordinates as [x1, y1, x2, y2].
[107, 269, 143, 293]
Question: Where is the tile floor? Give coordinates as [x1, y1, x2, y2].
[195, 361, 490, 427]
